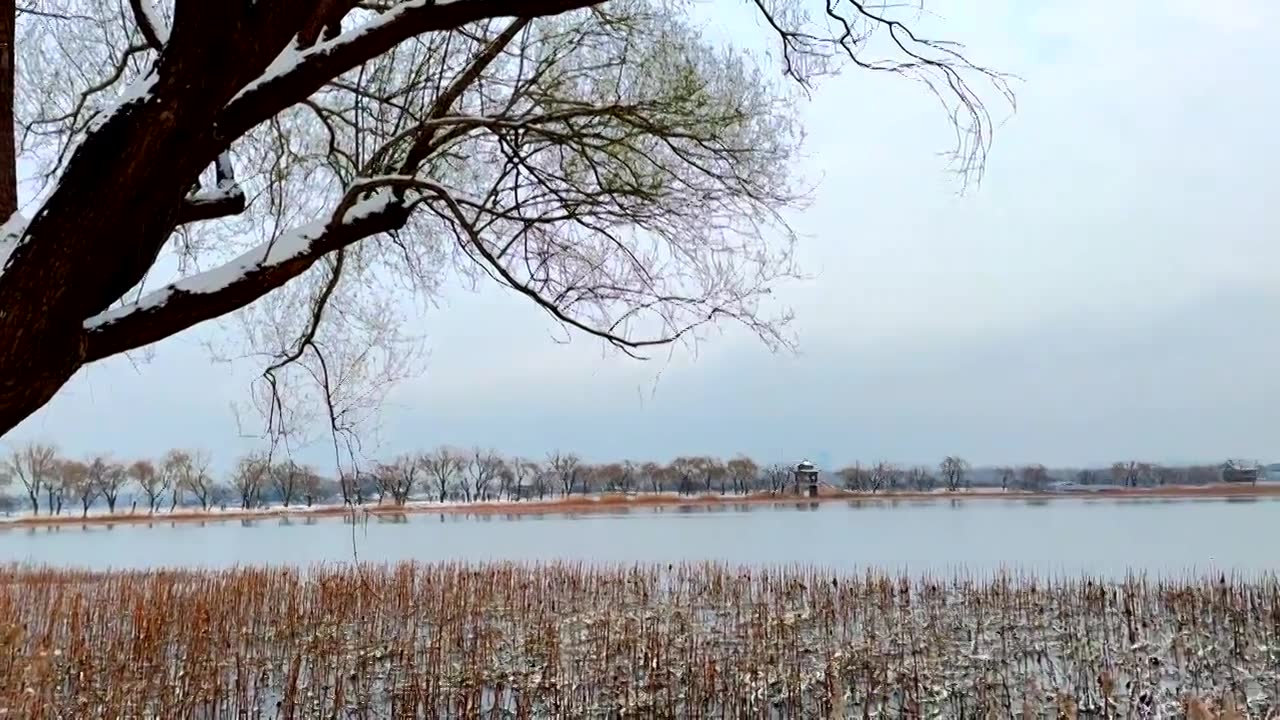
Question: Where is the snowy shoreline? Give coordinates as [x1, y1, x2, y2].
[2, 482, 1277, 529]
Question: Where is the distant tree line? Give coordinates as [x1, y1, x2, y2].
[0, 441, 1261, 516]
[834, 458, 1255, 493]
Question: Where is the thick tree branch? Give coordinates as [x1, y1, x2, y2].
[0, 0, 16, 220]
[177, 151, 247, 223]
[128, 0, 167, 51]
[82, 178, 416, 362]
[221, 0, 596, 141]
[177, 190, 247, 224]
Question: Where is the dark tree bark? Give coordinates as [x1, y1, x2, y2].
[0, 0, 15, 220]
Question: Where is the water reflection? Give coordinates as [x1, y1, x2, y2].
[0, 497, 1276, 578]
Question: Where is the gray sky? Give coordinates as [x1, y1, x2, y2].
[8, 0, 1279, 472]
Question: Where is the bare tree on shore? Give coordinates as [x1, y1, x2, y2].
[374, 456, 418, 506]
[500, 458, 539, 501]
[270, 460, 304, 507]
[4, 442, 56, 515]
[1018, 464, 1050, 491]
[837, 464, 867, 492]
[420, 447, 465, 503]
[549, 452, 582, 497]
[869, 461, 899, 493]
[165, 450, 213, 511]
[89, 457, 128, 513]
[668, 456, 707, 495]
[726, 456, 760, 495]
[129, 459, 167, 513]
[467, 449, 503, 502]
[940, 456, 971, 492]
[638, 462, 669, 494]
[762, 463, 789, 494]
[231, 453, 269, 509]
[907, 465, 936, 491]
[58, 459, 93, 518]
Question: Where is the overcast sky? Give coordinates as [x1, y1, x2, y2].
[8, 0, 1279, 473]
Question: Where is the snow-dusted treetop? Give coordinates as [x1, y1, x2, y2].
[0, 0, 1007, 447]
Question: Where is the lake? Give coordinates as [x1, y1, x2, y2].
[1, 496, 1276, 577]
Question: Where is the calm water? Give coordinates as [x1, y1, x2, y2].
[0, 497, 1276, 578]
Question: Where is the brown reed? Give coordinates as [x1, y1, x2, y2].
[0, 562, 1277, 718]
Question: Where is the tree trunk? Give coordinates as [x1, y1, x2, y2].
[26, 491, 37, 516]
[0, 0, 17, 220]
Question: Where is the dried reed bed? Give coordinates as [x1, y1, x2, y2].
[1, 563, 1278, 718]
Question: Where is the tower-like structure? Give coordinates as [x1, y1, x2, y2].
[793, 460, 820, 498]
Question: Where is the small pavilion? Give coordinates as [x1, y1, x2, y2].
[793, 460, 820, 497]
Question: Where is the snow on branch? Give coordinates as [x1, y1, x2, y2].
[81, 177, 415, 361]
[220, 0, 600, 139]
[0, 212, 30, 278]
[177, 152, 247, 224]
[84, 220, 328, 331]
[129, 0, 169, 50]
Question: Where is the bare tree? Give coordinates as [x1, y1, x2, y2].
[4, 441, 56, 514]
[231, 453, 269, 509]
[420, 447, 465, 503]
[1152, 464, 1181, 487]
[869, 461, 898, 493]
[668, 456, 706, 495]
[467, 448, 503, 502]
[269, 460, 304, 507]
[726, 456, 759, 495]
[639, 461, 667, 493]
[837, 464, 868, 492]
[165, 449, 212, 510]
[299, 468, 325, 506]
[761, 463, 789, 494]
[129, 459, 167, 513]
[375, 455, 419, 506]
[58, 459, 93, 517]
[500, 458, 538, 501]
[995, 466, 1015, 491]
[530, 463, 554, 501]
[1187, 465, 1219, 486]
[1075, 468, 1099, 486]
[939, 456, 971, 492]
[1018, 464, 1050, 492]
[588, 461, 634, 494]
[548, 452, 582, 497]
[88, 457, 128, 513]
[700, 458, 727, 494]
[1111, 461, 1146, 488]
[0, 0, 1005, 449]
[907, 465, 936, 491]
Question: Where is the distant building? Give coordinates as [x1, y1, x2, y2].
[794, 460, 820, 497]
[1221, 460, 1261, 484]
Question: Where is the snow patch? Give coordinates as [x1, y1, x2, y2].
[84, 220, 326, 329]
[0, 210, 30, 276]
[85, 71, 158, 134]
[230, 0, 445, 102]
[139, 1, 170, 44]
[343, 188, 396, 223]
[185, 187, 242, 206]
[82, 179, 403, 330]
